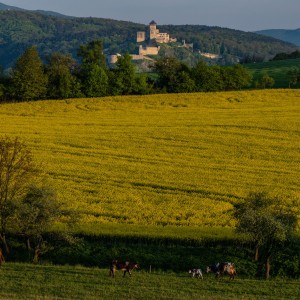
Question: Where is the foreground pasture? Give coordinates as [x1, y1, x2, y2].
[0, 90, 299, 231]
[0, 263, 299, 299]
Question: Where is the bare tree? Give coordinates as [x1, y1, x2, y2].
[0, 136, 39, 253]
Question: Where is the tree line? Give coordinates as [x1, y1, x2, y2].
[0, 40, 253, 102]
[271, 50, 300, 61]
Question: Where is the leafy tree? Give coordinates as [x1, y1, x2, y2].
[77, 40, 109, 97]
[12, 186, 73, 263]
[0, 84, 5, 102]
[234, 192, 298, 279]
[77, 40, 106, 68]
[134, 74, 153, 95]
[11, 46, 48, 101]
[46, 52, 80, 99]
[80, 63, 109, 97]
[0, 66, 12, 102]
[0, 66, 5, 101]
[107, 70, 124, 96]
[154, 57, 191, 93]
[110, 53, 137, 95]
[0, 136, 40, 253]
[173, 71, 195, 93]
[255, 74, 275, 89]
[192, 61, 224, 92]
[287, 67, 300, 88]
[222, 64, 252, 90]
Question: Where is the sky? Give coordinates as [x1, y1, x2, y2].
[2, 0, 300, 32]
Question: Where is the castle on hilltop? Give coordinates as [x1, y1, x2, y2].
[109, 20, 177, 64]
[136, 20, 177, 57]
[137, 20, 177, 44]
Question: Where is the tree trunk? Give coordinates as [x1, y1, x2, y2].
[32, 237, 43, 264]
[254, 246, 259, 261]
[26, 237, 31, 251]
[0, 233, 10, 254]
[32, 247, 41, 264]
[265, 255, 271, 280]
[25, 237, 33, 261]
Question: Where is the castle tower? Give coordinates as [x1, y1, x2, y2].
[137, 31, 145, 43]
[149, 20, 158, 40]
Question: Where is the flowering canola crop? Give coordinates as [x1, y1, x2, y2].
[0, 90, 299, 228]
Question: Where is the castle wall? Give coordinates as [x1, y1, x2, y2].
[139, 45, 160, 55]
[130, 54, 145, 61]
[199, 52, 221, 59]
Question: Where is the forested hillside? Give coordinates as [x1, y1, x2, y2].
[0, 10, 143, 69]
[158, 25, 297, 63]
[0, 10, 297, 69]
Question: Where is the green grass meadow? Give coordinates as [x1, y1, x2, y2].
[0, 263, 299, 299]
[0, 89, 299, 236]
[245, 58, 300, 88]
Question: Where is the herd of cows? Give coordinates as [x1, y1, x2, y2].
[0, 247, 237, 280]
[109, 260, 237, 280]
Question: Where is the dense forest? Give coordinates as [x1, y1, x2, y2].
[0, 10, 298, 69]
[1, 39, 300, 101]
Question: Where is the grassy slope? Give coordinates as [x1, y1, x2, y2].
[0, 263, 299, 299]
[245, 58, 300, 88]
[0, 90, 299, 236]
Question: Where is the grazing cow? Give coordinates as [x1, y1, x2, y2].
[109, 260, 139, 277]
[207, 262, 236, 280]
[189, 268, 203, 279]
[206, 264, 219, 275]
[224, 263, 237, 280]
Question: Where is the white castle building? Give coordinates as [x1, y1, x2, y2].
[136, 20, 176, 56]
[137, 20, 177, 44]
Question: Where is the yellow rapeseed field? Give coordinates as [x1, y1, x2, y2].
[0, 90, 299, 228]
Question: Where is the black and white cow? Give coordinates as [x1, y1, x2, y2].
[188, 268, 203, 279]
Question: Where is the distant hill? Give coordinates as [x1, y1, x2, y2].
[0, 2, 68, 18]
[0, 8, 298, 69]
[256, 29, 300, 46]
[0, 2, 23, 11]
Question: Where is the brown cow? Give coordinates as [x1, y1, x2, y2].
[109, 260, 139, 277]
[225, 263, 237, 280]
[207, 262, 236, 280]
